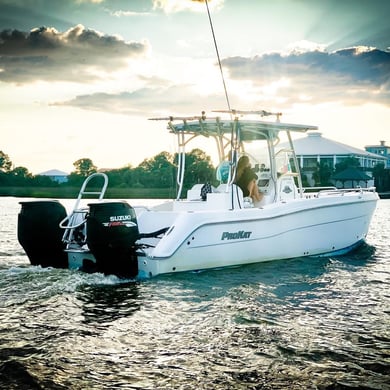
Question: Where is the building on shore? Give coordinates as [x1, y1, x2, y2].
[365, 140, 390, 168]
[38, 169, 69, 183]
[290, 132, 387, 187]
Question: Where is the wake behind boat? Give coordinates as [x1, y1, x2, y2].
[17, 110, 379, 278]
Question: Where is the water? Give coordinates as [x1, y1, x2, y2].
[0, 197, 389, 389]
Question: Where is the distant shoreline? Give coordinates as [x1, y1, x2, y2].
[3, 186, 389, 200]
[0, 186, 173, 199]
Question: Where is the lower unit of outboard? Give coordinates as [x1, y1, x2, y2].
[86, 201, 139, 277]
[18, 200, 68, 268]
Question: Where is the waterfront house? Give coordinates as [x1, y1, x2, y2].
[290, 132, 387, 187]
[38, 169, 69, 183]
[365, 141, 390, 168]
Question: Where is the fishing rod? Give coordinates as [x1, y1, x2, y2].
[204, 0, 232, 115]
[204, 0, 239, 208]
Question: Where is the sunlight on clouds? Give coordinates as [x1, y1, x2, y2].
[1, 0, 389, 174]
[140, 55, 219, 94]
[298, 94, 312, 102]
[75, 0, 104, 3]
[110, 10, 151, 17]
[221, 45, 390, 108]
[0, 24, 149, 84]
[261, 78, 290, 97]
[286, 40, 327, 54]
[352, 46, 376, 54]
[224, 79, 258, 104]
[186, 59, 224, 95]
[149, 55, 294, 106]
[153, 0, 224, 13]
[224, 77, 291, 108]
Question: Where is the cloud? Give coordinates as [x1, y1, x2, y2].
[221, 46, 390, 106]
[75, 0, 104, 3]
[108, 10, 151, 17]
[51, 88, 165, 115]
[43, 42, 390, 116]
[51, 82, 225, 116]
[152, 0, 224, 13]
[0, 25, 149, 83]
[51, 44, 390, 117]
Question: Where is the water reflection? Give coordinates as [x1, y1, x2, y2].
[335, 241, 377, 265]
[76, 282, 141, 325]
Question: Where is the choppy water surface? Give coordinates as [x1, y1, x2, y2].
[0, 197, 389, 389]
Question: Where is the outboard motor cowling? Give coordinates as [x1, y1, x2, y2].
[86, 201, 139, 277]
[18, 201, 68, 268]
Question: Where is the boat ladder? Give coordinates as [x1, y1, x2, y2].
[60, 172, 109, 244]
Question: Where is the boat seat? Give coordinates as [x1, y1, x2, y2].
[277, 174, 298, 201]
[177, 183, 245, 210]
[257, 172, 276, 205]
[215, 183, 228, 193]
[187, 184, 205, 200]
[207, 183, 246, 208]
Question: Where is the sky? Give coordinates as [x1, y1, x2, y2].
[1, 0, 389, 174]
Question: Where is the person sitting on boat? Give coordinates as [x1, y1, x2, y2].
[216, 151, 233, 184]
[235, 155, 263, 203]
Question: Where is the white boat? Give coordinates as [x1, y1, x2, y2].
[17, 110, 378, 278]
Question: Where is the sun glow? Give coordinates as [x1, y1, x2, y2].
[1, 0, 389, 174]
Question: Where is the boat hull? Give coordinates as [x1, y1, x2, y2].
[23, 191, 376, 278]
[137, 193, 378, 278]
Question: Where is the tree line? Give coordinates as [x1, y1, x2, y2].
[1, 149, 389, 192]
[0, 149, 216, 191]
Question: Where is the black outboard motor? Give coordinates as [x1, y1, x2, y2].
[86, 201, 139, 277]
[18, 201, 68, 268]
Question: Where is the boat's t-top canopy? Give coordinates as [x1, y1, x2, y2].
[151, 110, 317, 158]
[150, 110, 318, 199]
[151, 110, 317, 142]
[169, 118, 317, 141]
